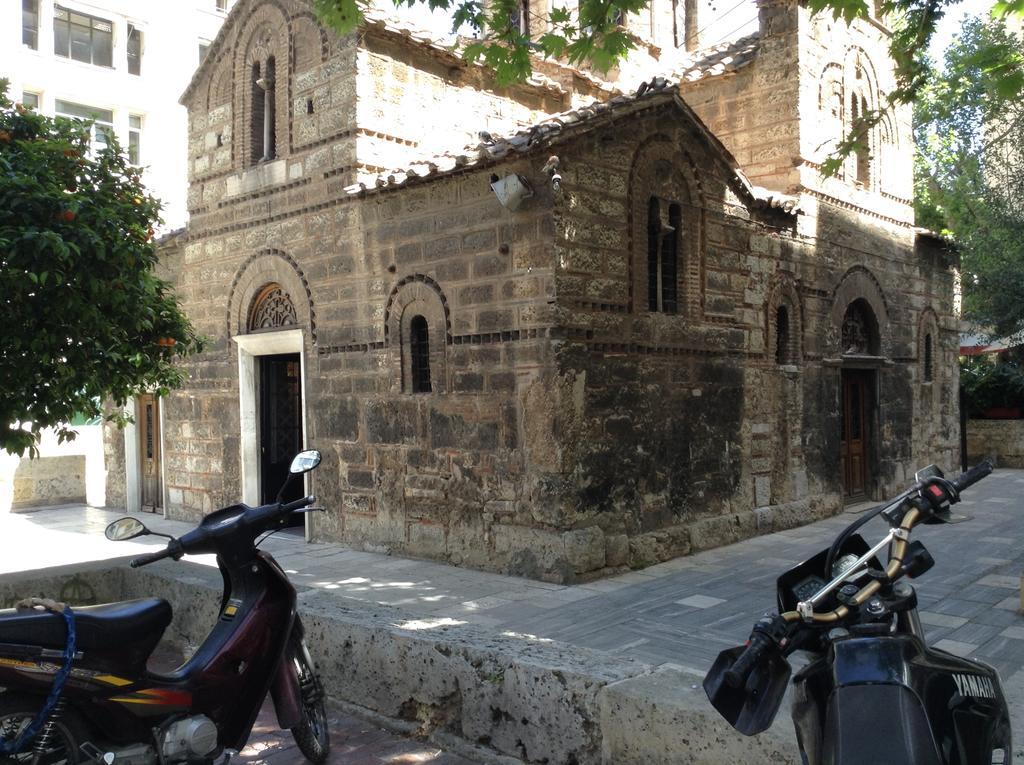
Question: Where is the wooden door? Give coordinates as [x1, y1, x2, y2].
[138, 394, 162, 511]
[840, 370, 871, 499]
[259, 353, 303, 506]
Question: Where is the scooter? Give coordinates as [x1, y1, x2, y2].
[704, 460, 1010, 764]
[0, 449, 330, 764]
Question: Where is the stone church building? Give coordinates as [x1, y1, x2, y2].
[104, 0, 960, 582]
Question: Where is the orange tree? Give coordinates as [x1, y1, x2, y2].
[0, 81, 202, 456]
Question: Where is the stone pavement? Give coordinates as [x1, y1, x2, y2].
[239, 702, 478, 764]
[2, 469, 1024, 753]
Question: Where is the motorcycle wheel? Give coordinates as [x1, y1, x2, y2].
[0, 693, 88, 764]
[289, 640, 330, 764]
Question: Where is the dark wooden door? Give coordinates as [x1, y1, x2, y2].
[259, 353, 303, 505]
[138, 394, 162, 511]
[840, 370, 871, 499]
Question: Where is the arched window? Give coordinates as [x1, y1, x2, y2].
[646, 196, 679, 313]
[410, 315, 431, 393]
[851, 93, 870, 186]
[924, 333, 933, 382]
[509, 0, 529, 34]
[775, 305, 790, 365]
[250, 55, 276, 164]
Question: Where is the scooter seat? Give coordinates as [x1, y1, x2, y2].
[0, 598, 172, 653]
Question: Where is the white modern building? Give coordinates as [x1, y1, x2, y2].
[1, 0, 233, 230]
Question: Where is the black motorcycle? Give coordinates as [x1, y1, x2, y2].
[704, 460, 1011, 765]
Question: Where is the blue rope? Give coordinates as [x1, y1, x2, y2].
[0, 606, 76, 755]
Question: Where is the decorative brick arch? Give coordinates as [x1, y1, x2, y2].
[226, 249, 316, 344]
[766, 273, 803, 365]
[627, 134, 703, 316]
[290, 12, 329, 71]
[827, 266, 890, 358]
[384, 275, 451, 394]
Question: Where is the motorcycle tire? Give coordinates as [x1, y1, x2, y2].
[0, 693, 89, 764]
[289, 640, 330, 764]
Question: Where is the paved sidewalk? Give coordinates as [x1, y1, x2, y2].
[3, 471, 1024, 724]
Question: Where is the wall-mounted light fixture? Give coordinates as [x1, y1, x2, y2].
[490, 173, 533, 211]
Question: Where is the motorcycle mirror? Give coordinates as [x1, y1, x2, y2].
[703, 645, 791, 735]
[914, 464, 944, 482]
[289, 449, 321, 475]
[105, 517, 150, 542]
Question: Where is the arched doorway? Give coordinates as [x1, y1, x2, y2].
[839, 299, 880, 500]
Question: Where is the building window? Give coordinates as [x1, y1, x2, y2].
[55, 100, 113, 155]
[127, 24, 142, 75]
[23, 0, 39, 49]
[509, 0, 529, 34]
[216, 0, 229, 11]
[250, 57, 277, 164]
[775, 305, 790, 365]
[410, 316, 432, 393]
[647, 197, 679, 313]
[54, 6, 113, 67]
[129, 115, 142, 165]
[851, 93, 870, 186]
[198, 41, 210, 63]
[21, 92, 40, 110]
[923, 333, 933, 382]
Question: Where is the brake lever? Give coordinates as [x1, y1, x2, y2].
[293, 507, 324, 513]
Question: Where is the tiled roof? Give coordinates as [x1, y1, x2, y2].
[672, 33, 761, 83]
[343, 72, 799, 216]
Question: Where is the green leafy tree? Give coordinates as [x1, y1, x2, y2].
[0, 82, 203, 456]
[915, 18, 1024, 335]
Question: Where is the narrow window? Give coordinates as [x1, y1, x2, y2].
[775, 306, 790, 364]
[54, 6, 113, 67]
[646, 197, 679, 314]
[662, 203, 680, 313]
[22, 0, 38, 49]
[257, 57, 277, 161]
[924, 333, 933, 382]
[852, 94, 870, 186]
[647, 197, 661, 312]
[216, 0, 228, 11]
[21, 92, 40, 110]
[410, 316, 432, 393]
[509, 0, 530, 34]
[127, 24, 142, 75]
[250, 62, 264, 164]
[128, 114, 142, 165]
[198, 41, 210, 63]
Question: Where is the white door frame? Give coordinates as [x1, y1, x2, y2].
[232, 329, 309, 540]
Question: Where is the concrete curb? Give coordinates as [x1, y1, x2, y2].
[0, 561, 799, 764]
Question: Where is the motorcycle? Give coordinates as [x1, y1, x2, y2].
[0, 449, 330, 764]
[704, 460, 1011, 765]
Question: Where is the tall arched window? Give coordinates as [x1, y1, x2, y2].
[852, 93, 870, 186]
[250, 55, 276, 164]
[647, 196, 679, 313]
[775, 305, 790, 365]
[410, 315, 432, 393]
[924, 333, 933, 382]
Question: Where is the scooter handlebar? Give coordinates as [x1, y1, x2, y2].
[281, 495, 315, 513]
[130, 540, 182, 568]
[952, 460, 994, 494]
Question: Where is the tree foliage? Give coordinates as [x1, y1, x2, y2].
[915, 18, 1024, 336]
[0, 81, 203, 456]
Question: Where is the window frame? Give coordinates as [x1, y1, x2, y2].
[127, 24, 142, 75]
[22, 0, 39, 50]
[128, 114, 142, 165]
[409, 315, 432, 394]
[54, 5, 113, 68]
[55, 99, 114, 156]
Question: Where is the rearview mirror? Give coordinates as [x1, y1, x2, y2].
[105, 517, 149, 542]
[289, 449, 321, 475]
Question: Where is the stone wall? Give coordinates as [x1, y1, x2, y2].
[966, 419, 1024, 469]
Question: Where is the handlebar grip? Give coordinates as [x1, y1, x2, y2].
[130, 548, 172, 568]
[952, 460, 994, 494]
[281, 494, 315, 513]
[724, 633, 771, 689]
